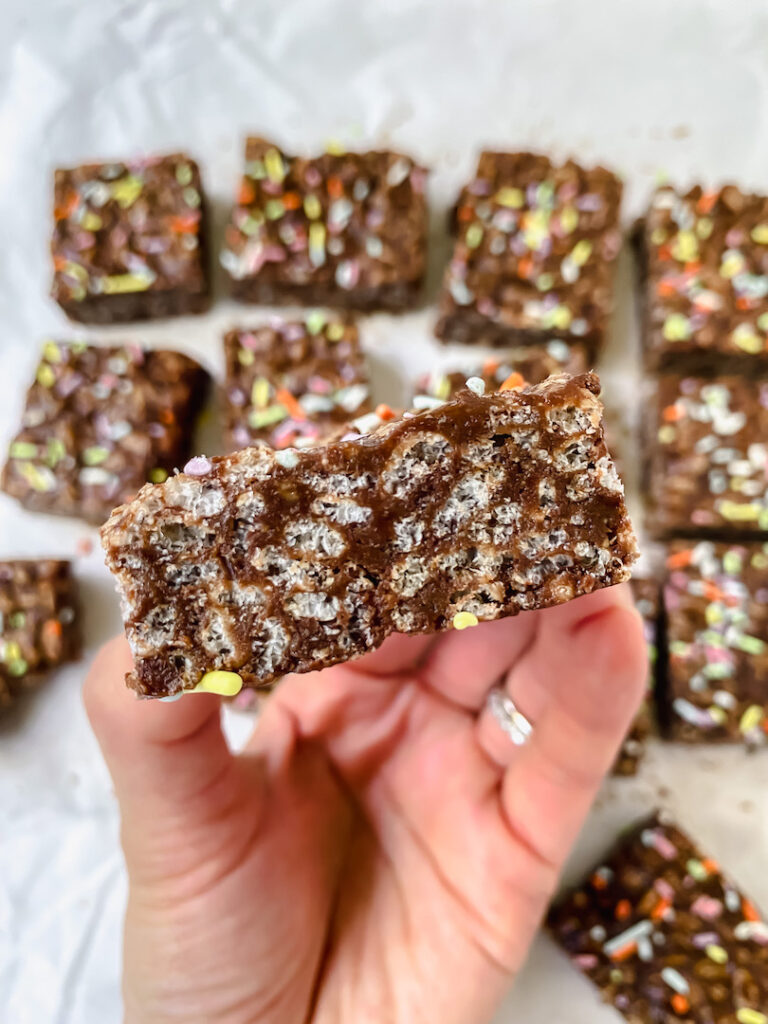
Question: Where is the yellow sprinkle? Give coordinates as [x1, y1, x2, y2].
[101, 273, 152, 294]
[705, 944, 728, 964]
[37, 363, 56, 387]
[495, 186, 524, 209]
[696, 217, 713, 239]
[740, 705, 764, 734]
[149, 468, 168, 483]
[326, 321, 344, 341]
[751, 224, 768, 244]
[658, 425, 676, 444]
[81, 211, 103, 231]
[43, 341, 63, 363]
[560, 205, 579, 233]
[718, 500, 761, 522]
[671, 230, 698, 262]
[111, 174, 143, 209]
[251, 377, 271, 408]
[736, 1010, 767, 1024]
[325, 138, 346, 155]
[304, 194, 322, 220]
[571, 240, 593, 266]
[264, 148, 285, 184]
[194, 671, 244, 696]
[452, 612, 479, 630]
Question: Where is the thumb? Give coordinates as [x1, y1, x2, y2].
[84, 635, 249, 882]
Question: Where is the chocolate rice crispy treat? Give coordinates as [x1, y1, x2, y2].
[411, 340, 589, 410]
[548, 812, 768, 1023]
[223, 313, 370, 452]
[613, 576, 659, 776]
[660, 541, 768, 746]
[51, 153, 210, 324]
[0, 560, 80, 711]
[101, 371, 637, 698]
[635, 183, 768, 373]
[220, 138, 428, 311]
[645, 375, 768, 538]
[1, 341, 209, 525]
[435, 151, 623, 353]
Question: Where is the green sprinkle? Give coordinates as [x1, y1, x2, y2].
[249, 405, 288, 429]
[2, 640, 22, 664]
[536, 272, 554, 291]
[8, 658, 28, 677]
[183, 187, 201, 208]
[46, 438, 67, 467]
[735, 635, 766, 655]
[465, 223, 483, 248]
[149, 468, 168, 484]
[10, 442, 38, 459]
[650, 227, 667, 245]
[758, 312, 768, 332]
[723, 550, 743, 574]
[686, 858, 709, 881]
[305, 310, 327, 334]
[265, 199, 285, 221]
[662, 313, 692, 342]
[81, 446, 109, 466]
[175, 163, 193, 186]
[18, 462, 55, 492]
[696, 217, 713, 239]
[9, 612, 26, 629]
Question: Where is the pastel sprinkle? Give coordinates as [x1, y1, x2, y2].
[264, 148, 285, 184]
[251, 377, 271, 408]
[184, 456, 213, 476]
[465, 223, 483, 248]
[149, 468, 168, 483]
[101, 273, 153, 294]
[495, 187, 523, 208]
[736, 1011, 767, 1024]
[751, 224, 768, 244]
[10, 442, 38, 459]
[465, 376, 486, 396]
[274, 449, 299, 469]
[660, 967, 689, 995]
[37, 363, 56, 387]
[452, 611, 479, 630]
[740, 705, 764, 734]
[193, 671, 243, 696]
[705, 944, 728, 964]
[662, 313, 692, 342]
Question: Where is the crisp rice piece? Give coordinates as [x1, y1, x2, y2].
[220, 138, 428, 310]
[51, 153, 210, 323]
[636, 183, 768, 373]
[435, 151, 623, 353]
[646, 375, 768, 538]
[613, 576, 658, 776]
[223, 314, 370, 452]
[660, 540, 768, 746]
[0, 560, 80, 711]
[101, 371, 637, 698]
[548, 812, 768, 1023]
[1, 341, 209, 524]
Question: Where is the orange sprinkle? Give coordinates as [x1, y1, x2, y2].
[375, 404, 397, 421]
[657, 280, 677, 298]
[274, 388, 306, 421]
[238, 178, 256, 205]
[684, 261, 702, 274]
[282, 191, 301, 210]
[169, 213, 199, 234]
[696, 190, 719, 214]
[736, 297, 752, 311]
[591, 872, 608, 890]
[42, 619, 63, 641]
[481, 358, 500, 376]
[651, 896, 672, 921]
[657, 244, 672, 262]
[702, 857, 720, 873]
[666, 549, 693, 569]
[671, 994, 690, 1015]
[743, 899, 761, 922]
[615, 899, 632, 921]
[327, 176, 344, 199]
[159, 408, 176, 426]
[517, 257, 534, 279]
[457, 205, 475, 223]
[54, 190, 79, 221]
[663, 403, 684, 423]
[500, 372, 526, 391]
[609, 942, 637, 962]
[702, 581, 727, 604]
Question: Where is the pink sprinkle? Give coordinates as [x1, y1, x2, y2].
[692, 931, 721, 948]
[76, 537, 94, 557]
[691, 896, 723, 920]
[304, 166, 322, 187]
[725, 228, 744, 247]
[263, 244, 287, 263]
[572, 954, 598, 970]
[411, 168, 427, 194]
[691, 509, 714, 526]
[184, 456, 212, 476]
[654, 878, 675, 901]
[240, 332, 261, 351]
[645, 829, 678, 860]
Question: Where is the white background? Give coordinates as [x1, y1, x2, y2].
[1, 2, 768, 1021]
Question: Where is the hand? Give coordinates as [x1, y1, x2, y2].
[84, 583, 646, 1024]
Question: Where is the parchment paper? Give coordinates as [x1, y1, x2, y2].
[1, 2, 767, 1021]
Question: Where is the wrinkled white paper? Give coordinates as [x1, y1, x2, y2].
[1, 2, 768, 1021]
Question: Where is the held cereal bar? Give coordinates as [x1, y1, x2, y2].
[101, 372, 637, 698]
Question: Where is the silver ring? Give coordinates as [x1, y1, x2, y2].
[486, 687, 533, 746]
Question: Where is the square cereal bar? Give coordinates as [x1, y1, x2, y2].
[51, 153, 210, 323]
[646, 375, 768, 537]
[548, 812, 768, 1023]
[411, 340, 588, 408]
[101, 372, 637, 698]
[1, 341, 209, 524]
[220, 138, 428, 310]
[636, 183, 768, 372]
[0, 560, 80, 711]
[613, 576, 658, 776]
[435, 151, 623, 352]
[223, 314, 371, 451]
[661, 541, 768, 745]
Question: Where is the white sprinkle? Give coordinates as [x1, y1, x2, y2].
[274, 449, 299, 469]
[661, 967, 690, 995]
[603, 920, 654, 957]
[184, 455, 213, 476]
[351, 412, 383, 434]
[159, 693, 184, 703]
[412, 395, 446, 411]
[465, 376, 486, 396]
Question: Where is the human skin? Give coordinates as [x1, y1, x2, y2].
[84, 583, 646, 1024]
